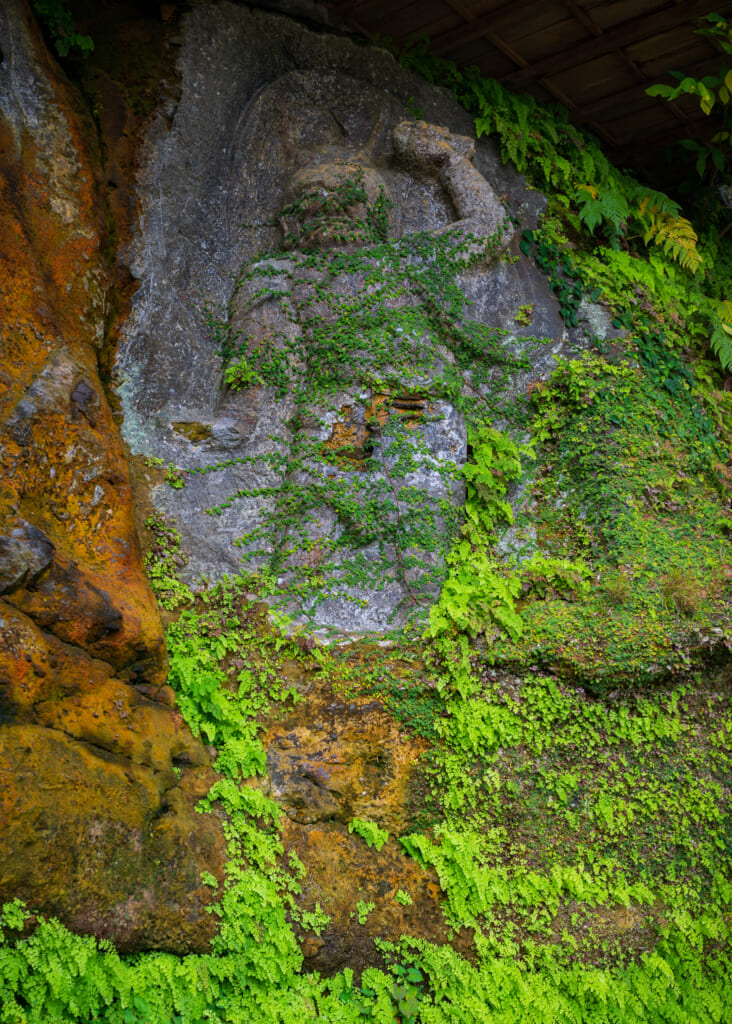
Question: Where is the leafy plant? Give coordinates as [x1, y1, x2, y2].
[574, 182, 630, 244]
[514, 303, 535, 326]
[348, 818, 389, 851]
[573, 183, 703, 271]
[389, 963, 425, 1022]
[519, 229, 594, 326]
[709, 299, 732, 370]
[636, 195, 703, 274]
[647, 14, 732, 192]
[355, 900, 376, 926]
[33, 1, 93, 57]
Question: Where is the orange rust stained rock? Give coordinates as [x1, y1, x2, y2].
[0, 598, 226, 952]
[256, 669, 460, 974]
[34, 676, 208, 774]
[281, 818, 470, 976]
[0, 602, 114, 713]
[0, 0, 166, 680]
[3, 342, 166, 676]
[261, 679, 427, 832]
[0, 0, 226, 951]
[0, 723, 225, 953]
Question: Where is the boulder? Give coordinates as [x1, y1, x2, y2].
[0, 720, 222, 953]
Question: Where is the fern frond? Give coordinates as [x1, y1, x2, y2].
[710, 300, 732, 370]
[575, 183, 630, 236]
[636, 189, 681, 220]
[637, 197, 703, 274]
[577, 148, 597, 181]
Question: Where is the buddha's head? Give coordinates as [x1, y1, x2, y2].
[279, 151, 390, 252]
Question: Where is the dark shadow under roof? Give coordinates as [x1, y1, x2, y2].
[324, 0, 732, 179]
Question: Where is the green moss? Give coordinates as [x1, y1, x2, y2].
[490, 353, 729, 686]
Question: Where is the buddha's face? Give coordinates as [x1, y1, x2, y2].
[279, 161, 389, 251]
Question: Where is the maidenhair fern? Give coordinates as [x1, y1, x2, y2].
[429, 426, 529, 642]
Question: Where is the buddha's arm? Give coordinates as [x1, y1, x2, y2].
[393, 120, 514, 256]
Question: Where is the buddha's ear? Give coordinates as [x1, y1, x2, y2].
[361, 106, 392, 161]
[278, 213, 301, 248]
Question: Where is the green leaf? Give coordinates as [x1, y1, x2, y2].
[646, 83, 674, 99]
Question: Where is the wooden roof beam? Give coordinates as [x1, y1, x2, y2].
[330, 0, 401, 18]
[607, 112, 713, 154]
[430, 0, 544, 55]
[574, 80, 693, 121]
[443, 0, 476, 22]
[501, 0, 725, 86]
[562, 0, 602, 39]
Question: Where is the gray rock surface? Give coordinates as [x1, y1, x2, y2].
[116, 2, 593, 634]
[0, 521, 54, 594]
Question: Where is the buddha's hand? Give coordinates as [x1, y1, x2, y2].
[393, 120, 475, 172]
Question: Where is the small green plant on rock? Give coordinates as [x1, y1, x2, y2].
[33, 1, 93, 57]
[348, 817, 389, 851]
[355, 900, 376, 926]
[165, 463, 186, 489]
[143, 512, 194, 610]
[514, 303, 535, 326]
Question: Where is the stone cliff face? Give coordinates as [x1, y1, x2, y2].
[114, 1, 586, 636]
[0, 0, 611, 957]
[3, 0, 726, 978]
[0, 0, 225, 952]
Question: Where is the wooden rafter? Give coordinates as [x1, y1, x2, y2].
[326, 0, 732, 170]
[572, 70, 707, 121]
[501, 0, 722, 85]
[429, 0, 543, 55]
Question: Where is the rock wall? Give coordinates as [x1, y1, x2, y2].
[115, 1, 589, 636]
[0, 0, 225, 952]
[0, 0, 622, 958]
